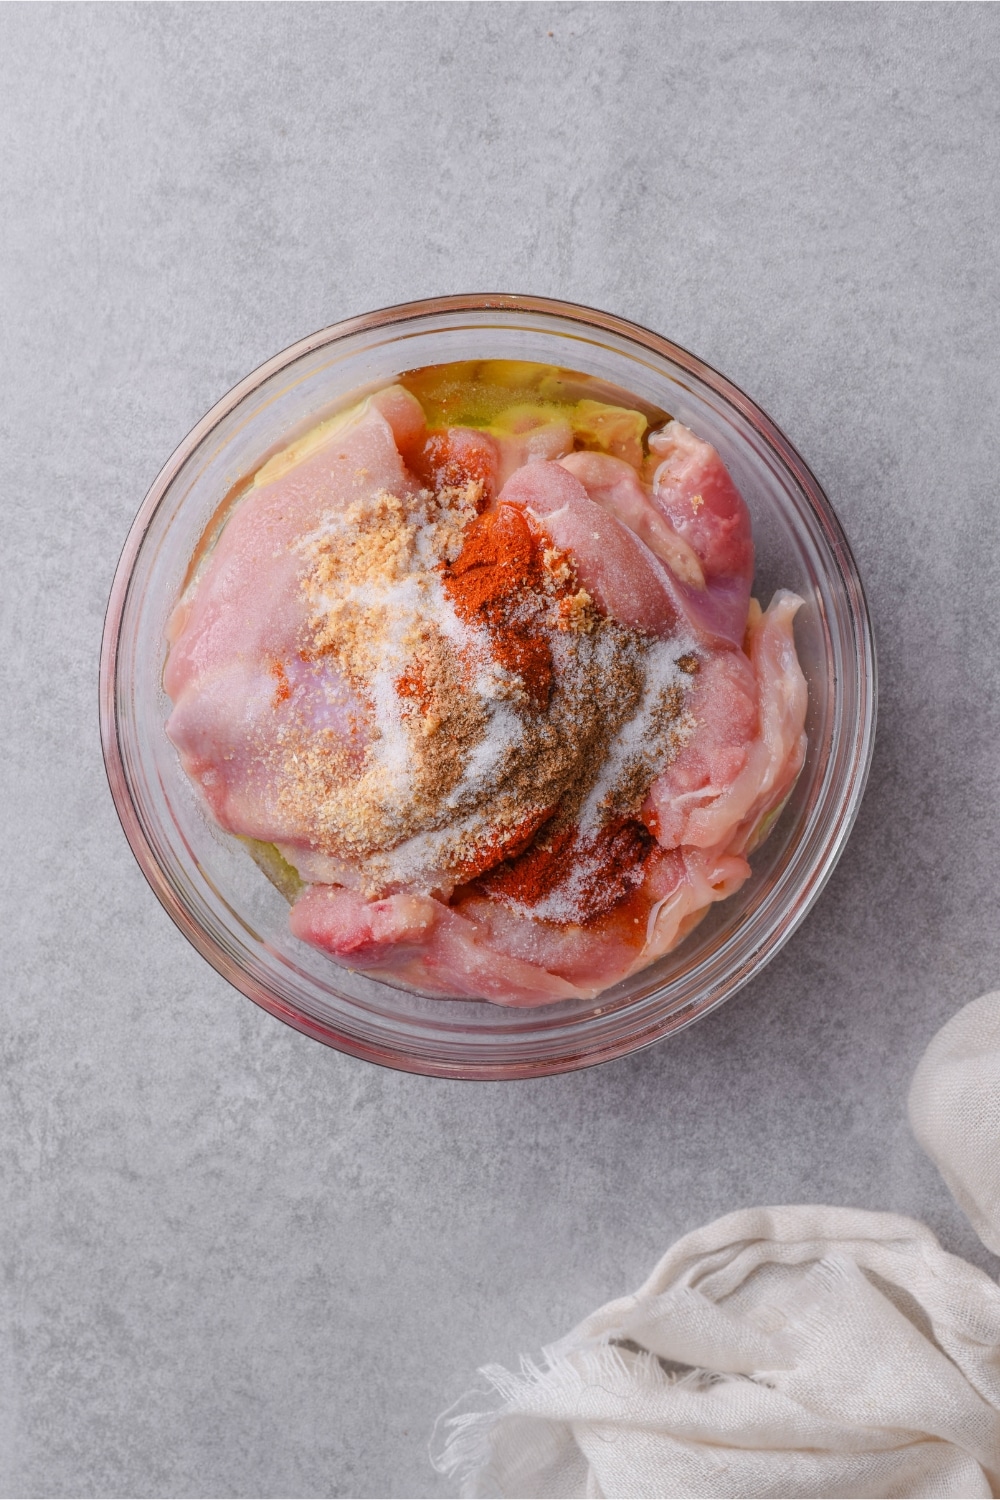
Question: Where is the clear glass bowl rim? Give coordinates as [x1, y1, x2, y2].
[99, 292, 877, 1079]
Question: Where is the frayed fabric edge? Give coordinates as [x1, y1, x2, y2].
[428, 1341, 720, 1495]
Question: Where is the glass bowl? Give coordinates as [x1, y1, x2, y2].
[100, 295, 876, 1080]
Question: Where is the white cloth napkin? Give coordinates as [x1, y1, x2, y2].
[432, 991, 1000, 1498]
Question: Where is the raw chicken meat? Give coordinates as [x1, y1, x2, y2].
[165, 365, 808, 1006]
[498, 460, 681, 637]
[165, 390, 427, 840]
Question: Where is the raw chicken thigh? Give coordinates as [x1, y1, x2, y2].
[165, 363, 807, 1005]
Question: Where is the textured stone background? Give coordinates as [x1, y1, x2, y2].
[3, 4, 999, 1496]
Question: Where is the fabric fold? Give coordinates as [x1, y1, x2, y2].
[432, 991, 1000, 1498]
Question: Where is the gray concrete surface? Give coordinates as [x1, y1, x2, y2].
[3, 3, 1000, 1495]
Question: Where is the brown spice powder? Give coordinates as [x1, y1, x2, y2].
[261, 468, 693, 899]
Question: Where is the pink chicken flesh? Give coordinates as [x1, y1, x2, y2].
[165, 387, 807, 1005]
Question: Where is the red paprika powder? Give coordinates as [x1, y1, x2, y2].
[441, 503, 555, 709]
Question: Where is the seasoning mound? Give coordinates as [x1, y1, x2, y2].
[264, 475, 695, 913]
